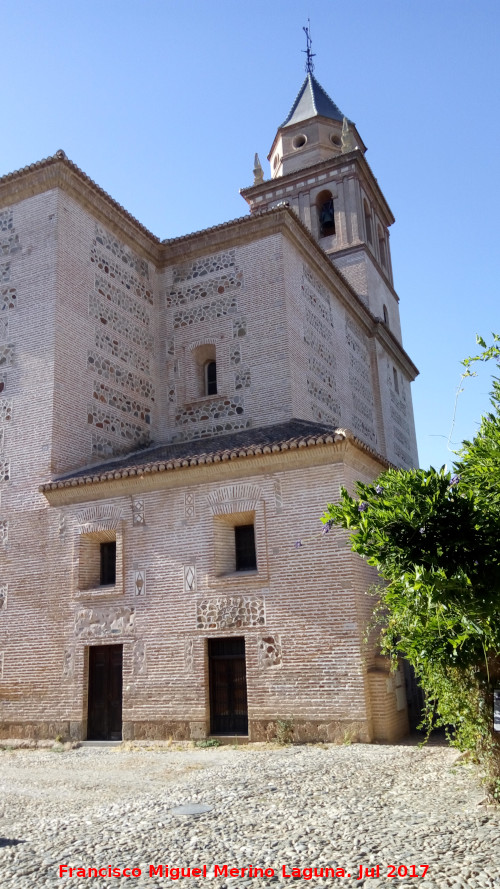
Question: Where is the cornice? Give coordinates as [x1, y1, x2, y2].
[373, 321, 418, 379]
[241, 150, 395, 227]
[0, 152, 161, 265]
[41, 432, 391, 507]
[0, 152, 416, 378]
[158, 206, 290, 264]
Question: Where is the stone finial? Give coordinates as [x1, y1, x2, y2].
[253, 153, 264, 185]
[341, 118, 356, 153]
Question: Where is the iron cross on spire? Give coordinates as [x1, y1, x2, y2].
[302, 20, 315, 73]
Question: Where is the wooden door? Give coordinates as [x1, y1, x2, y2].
[209, 637, 248, 735]
[87, 645, 123, 740]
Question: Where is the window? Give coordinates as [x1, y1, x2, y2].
[383, 304, 389, 326]
[188, 343, 217, 400]
[235, 525, 257, 571]
[213, 510, 259, 576]
[205, 359, 217, 396]
[316, 189, 335, 238]
[77, 529, 123, 594]
[364, 200, 373, 245]
[378, 226, 387, 268]
[100, 541, 116, 586]
[393, 366, 400, 394]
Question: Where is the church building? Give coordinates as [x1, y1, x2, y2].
[0, 65, 418, 744]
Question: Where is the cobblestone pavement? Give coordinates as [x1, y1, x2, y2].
[0, 742, 498, 889]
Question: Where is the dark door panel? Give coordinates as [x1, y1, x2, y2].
[87, 645, 123, 740]
[209, 637, 248, 735]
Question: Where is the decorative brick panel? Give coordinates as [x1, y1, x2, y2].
[173, 249, 236, 283]
[167, 272, 241, 308]
[95, 224, 149, 279]
[132, 640, 147, 676]
[74, 606, 135, 639]
[258, 634, 282, 668]
[184, 566, 196, 592]
[90, 247, 152, 304]
[89, 294, 153, 351]
[62, 648, 74, 680]
[207, 484, 262, 515]
[132, 498, 145, 526]
[76, 505, 123, 533]
[184, 492, 195, 518]
[134, 570, 146, 597]
[196, 596, 265, 630]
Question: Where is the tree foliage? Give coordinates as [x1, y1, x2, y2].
[323, 337, 500, 786]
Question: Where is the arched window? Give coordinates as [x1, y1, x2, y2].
[383, 304, 389, 326]
[393, 366, 400, 394]
[205, 359, 217, 396]
[378, 226, 387, 268]
[363, 200, 372, 245]
[316, 190, 335, 238]
[189, 343, 217, 400]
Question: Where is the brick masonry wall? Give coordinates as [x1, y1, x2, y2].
[158, 235, 294, 443]
[0, 443, 407, 743]
[0, 172, 417, 744]
[52, 195, 159, 473]
[0, 193, 64, 734]
[284, 242, 385, 456]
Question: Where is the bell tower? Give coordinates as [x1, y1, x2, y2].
[240, 34, 402, 342]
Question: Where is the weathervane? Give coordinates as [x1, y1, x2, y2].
[302, 19, 315, 74]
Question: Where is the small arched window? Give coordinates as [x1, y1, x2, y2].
[383, 304, 389, 326]
[205, 359, 217, 396]
[378, 226, 387, 268]
[316, 190, 335, 238]
[364, 200, 373, 245]
[189, 343, 217, 400]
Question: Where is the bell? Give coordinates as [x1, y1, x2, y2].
[320, 199, 334, 226]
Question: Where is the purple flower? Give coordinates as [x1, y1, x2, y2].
[358, 502, 368, 512]
[294, 540, 303, 549]
[419, 527, 425, 535]
[375, 485, 384, 495]
[322, 520, 334, 535]
[450, 474, 460, 486]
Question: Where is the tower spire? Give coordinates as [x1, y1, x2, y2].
[302, 20, 315, 74]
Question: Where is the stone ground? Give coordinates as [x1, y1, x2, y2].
[0, 741, 498, 889]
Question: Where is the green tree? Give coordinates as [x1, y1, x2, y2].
[324, 338, 500, 788]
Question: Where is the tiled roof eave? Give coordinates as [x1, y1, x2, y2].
[0, 152, 161, 249]
[39, 429, 392, 495]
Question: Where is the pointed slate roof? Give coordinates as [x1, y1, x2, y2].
[281, 73, 344, 127]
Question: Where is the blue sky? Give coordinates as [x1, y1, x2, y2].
[2, 0, 499, 469]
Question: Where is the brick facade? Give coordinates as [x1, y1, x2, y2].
[0, 74, 418, 744]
